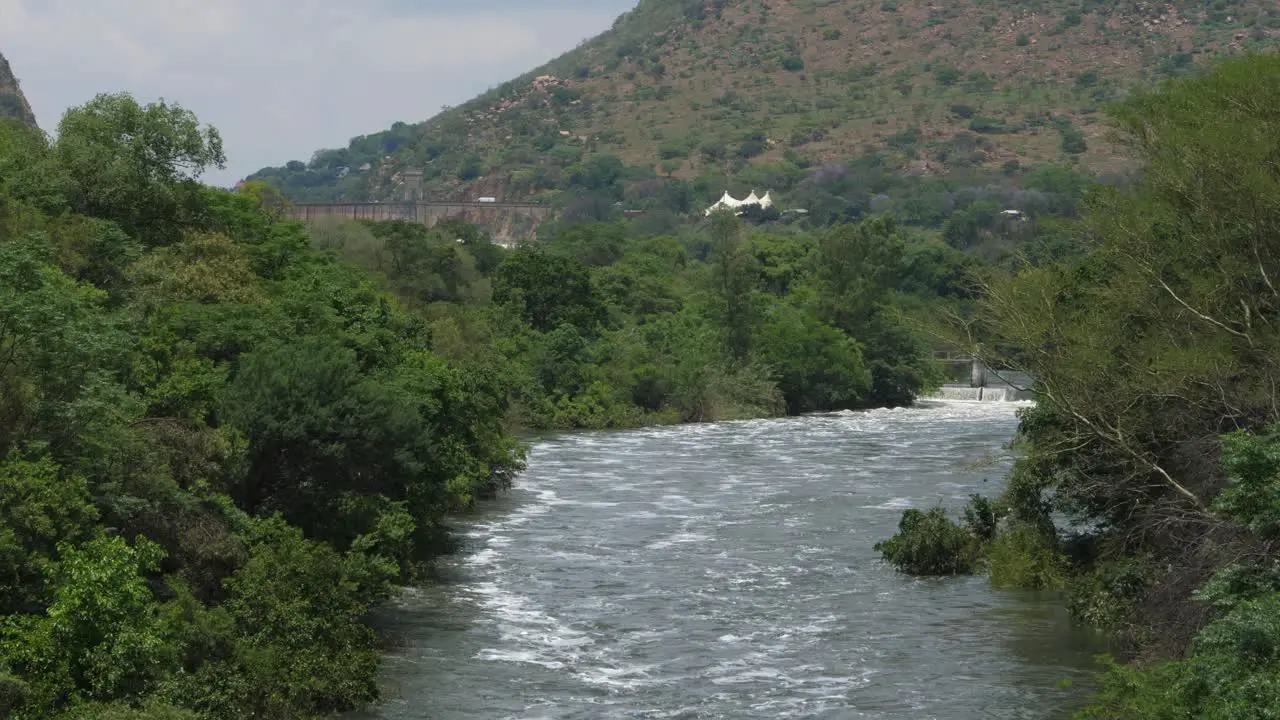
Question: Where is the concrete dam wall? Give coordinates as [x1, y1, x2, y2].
[286, 201, 553, 246]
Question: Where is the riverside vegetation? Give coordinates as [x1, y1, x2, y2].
[0, 85, 1020, 717]
[0, 93, 529, 720]
[875, 52, 1280, 717]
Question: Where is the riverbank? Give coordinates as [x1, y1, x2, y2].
[877, 55, 1280, 718]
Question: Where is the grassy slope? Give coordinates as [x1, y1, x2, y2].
[0, 51, 37, 127]
[248, 0, 1280, 203]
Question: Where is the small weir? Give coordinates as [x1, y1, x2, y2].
[929, 385, 1013, 402]
[930, 355, 1035, 402]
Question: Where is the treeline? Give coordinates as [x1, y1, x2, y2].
[0, 94, 526, 719]
[875, 53, 1280, 716]
[311, 204, 993, 429]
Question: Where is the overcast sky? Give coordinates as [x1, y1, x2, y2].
[0, 0, 637, 186]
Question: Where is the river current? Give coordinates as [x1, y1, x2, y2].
[356, 399, 1106, 719]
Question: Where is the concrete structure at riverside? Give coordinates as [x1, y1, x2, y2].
[286, 200, 552, 247]
[283, 168, 553, 246]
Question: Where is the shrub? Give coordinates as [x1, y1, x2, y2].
[986, 523, 1068, 589]
[962, 493, 1000, 543]
[1083, 567, 1280, 717]
[0, 675, 30, 718]
[969, 117, 1007, 134]
[780, 55, 805, 72]
[1066, 559, 1154, 632]
[934, 66, 963, 86]
[1061, 128, 1087, 155]
[875, 507, 978, 575]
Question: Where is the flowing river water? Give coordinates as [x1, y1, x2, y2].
[354, 399, 1108, 719]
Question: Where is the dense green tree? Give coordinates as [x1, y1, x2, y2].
[2, 536, 171, 714]
[705, 211, 760, 362]
[54, 93, 224, 246]
[0, 455, 98, 615]
[812, 217, 940, 406]
[494, 246, 605, 332]
[0, 120, 69, 214]
[757, 299, 871, 414]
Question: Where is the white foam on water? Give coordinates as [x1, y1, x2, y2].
[467, 548, 500, 567]
[401, 398, 1094, 719]
[861, 496, 916, 510]
[645, 531, 711, 551]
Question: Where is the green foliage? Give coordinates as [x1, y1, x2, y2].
[494, 246, 606, 332]
[1079, 566, 1280, 718]
[935, 54, 1280, 716]
[0, 92, 528, 719]
[812, 218, 943, 406]
[1213, 425, 1280, 540]
[54, 94, 225, 247]
[970, 53, 1280, 558]
[985, 523, 1068, 590]
[933, 65, 964, 86]
[223, 337, 442, 551]
[875, 507, 979, 576]
[961, 493, 999, 543]
[0, 454, 98, 614]
[756, 299, 871, 414]
[1060, 127, 1087, 155]
[54, 700, 199, 720]
[2, 536, 170, 713]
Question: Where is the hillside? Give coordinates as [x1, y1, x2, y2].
[248, 0, 1280, 207]
[0, 51, 37, 127]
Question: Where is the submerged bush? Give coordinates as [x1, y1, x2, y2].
[962, 493, 1000, 543]
[875, 507, 978, 575]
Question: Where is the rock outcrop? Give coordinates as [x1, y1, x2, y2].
[0, 51, 38, 128]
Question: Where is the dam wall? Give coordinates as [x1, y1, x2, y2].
[286, 201, 553, 246]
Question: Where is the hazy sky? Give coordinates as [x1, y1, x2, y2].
[0, 0, 637, 186]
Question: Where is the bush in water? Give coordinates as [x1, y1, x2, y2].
[874, 507, 979, 576]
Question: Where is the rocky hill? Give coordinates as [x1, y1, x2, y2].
[249, 0, 1279, 205]
[0, 51, 37, 127]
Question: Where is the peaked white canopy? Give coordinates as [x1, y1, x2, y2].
[704, 189, 775, 216]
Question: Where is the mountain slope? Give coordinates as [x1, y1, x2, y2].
[0, 51, 37, 127]
[249, 0, 1279, 204]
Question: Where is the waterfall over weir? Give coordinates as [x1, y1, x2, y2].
[929, 385, 1012, 402]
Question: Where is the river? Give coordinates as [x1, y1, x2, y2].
[354, 399, 1107, 719]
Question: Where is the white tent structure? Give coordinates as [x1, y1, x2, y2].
[704, 190, 775, 216]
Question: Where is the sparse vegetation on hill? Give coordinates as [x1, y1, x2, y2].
[250, 0, 1278, 217]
